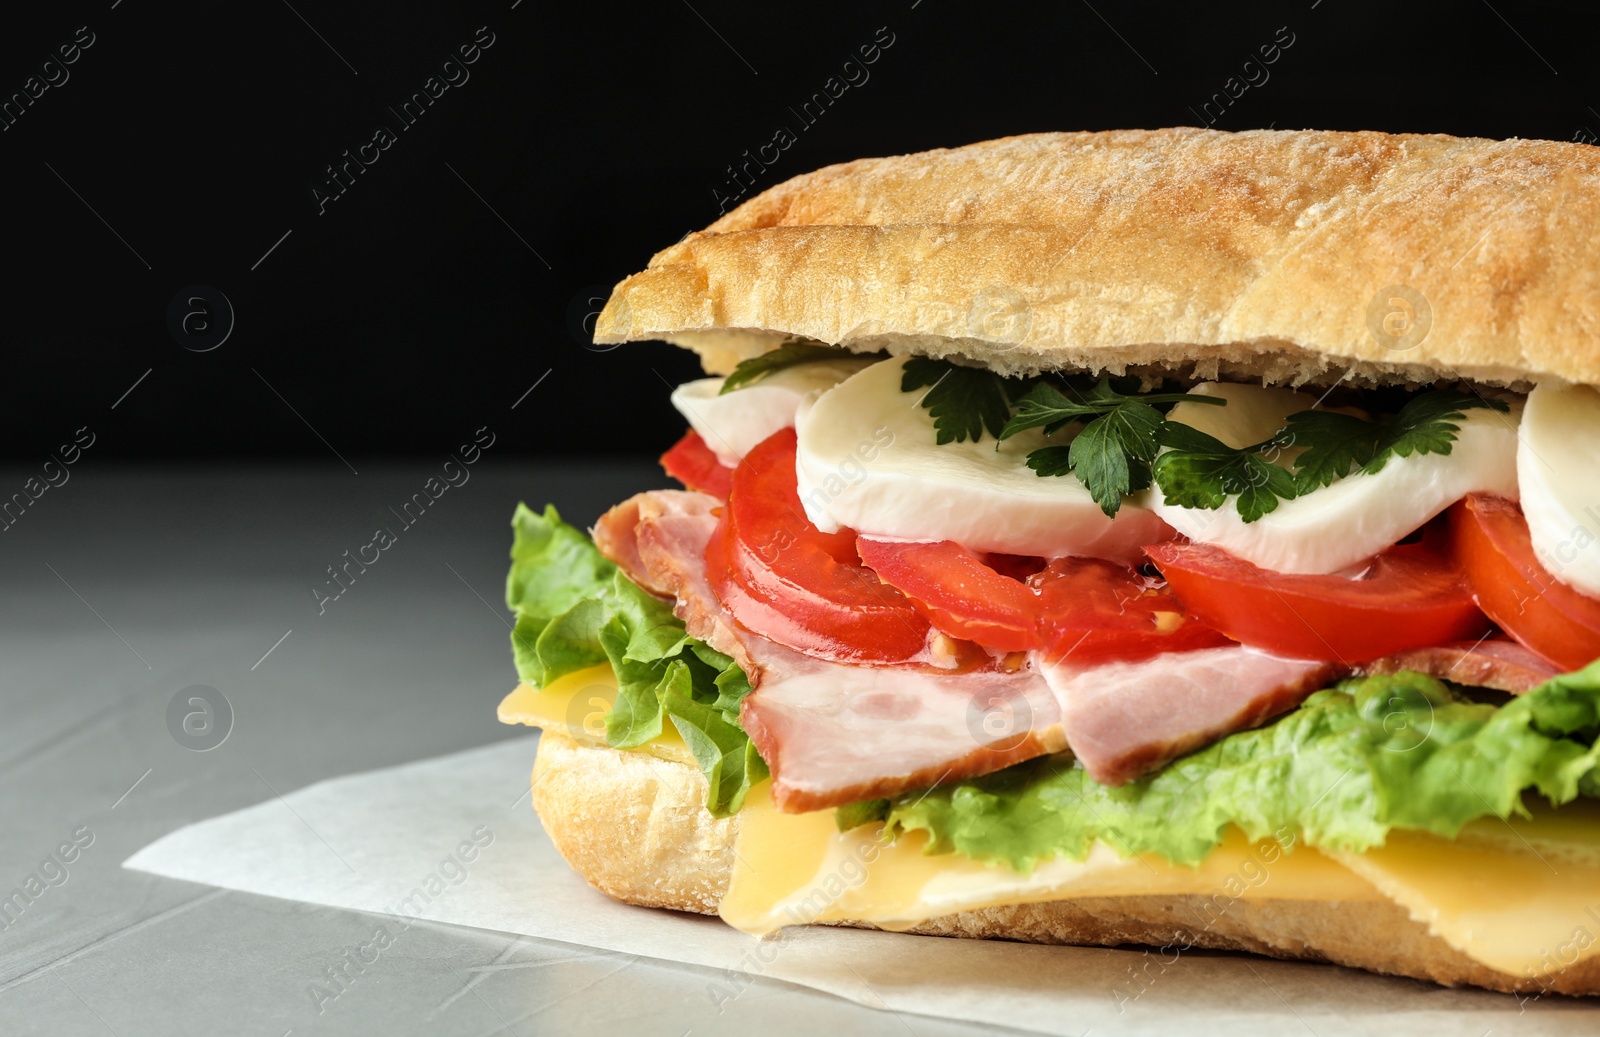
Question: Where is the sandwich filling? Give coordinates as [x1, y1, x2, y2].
[501, 344, 1600, 985]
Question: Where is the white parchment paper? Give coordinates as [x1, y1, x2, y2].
[124, 734, 1596, 1035]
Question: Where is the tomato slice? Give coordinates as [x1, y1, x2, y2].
[1145, 528, 1488, 663]
[856, 538, 1231, 662]
[1450, 494, 1600, 672]
[660, 430, 733, 498]
[709, 429, 932, 663]
[856, 538, 1042, 652]
[1033, 557, 1234, 665]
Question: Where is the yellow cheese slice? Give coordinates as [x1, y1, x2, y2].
[497, 666, 695, 768]
[721, 780, 1382, 936]
[504, 662, 1600, 981]
[1328, 800, 1600, 978]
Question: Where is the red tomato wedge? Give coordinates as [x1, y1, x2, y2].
[856, 538, 1231, 662]
[1450, 494, 1600, 672]
[660, 430, 733, 498]
[708, 429, 932, 663]
[1145, 530, 1489, 663]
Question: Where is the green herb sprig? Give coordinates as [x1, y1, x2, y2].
[720, 343, 861, 394]
[999, 379, 1225, 516]
[899, 356, 1037, 444]
[1152, 389, 1510, 522]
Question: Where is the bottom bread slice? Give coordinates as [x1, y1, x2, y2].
[530, 730, 1599, 997]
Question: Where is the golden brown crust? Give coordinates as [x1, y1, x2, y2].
[531, 732, 1600, 996]
[594, 128, 1600, 389]
[532, 731, 735, 914]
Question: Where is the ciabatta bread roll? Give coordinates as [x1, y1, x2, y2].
[595, 128, 1600, 390]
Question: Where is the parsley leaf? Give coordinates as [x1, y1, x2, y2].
[720, 343, 852, 394]
[1367, 390, 1511, 469]
[901, 356, 1025, 444]
[1153, 423, 1301, 523]
[1270, 411, 1375, 493]
[1067, 400, 1165, 513]
[1002, 379, 1222, 439]
[1001, 378, 1223, 517]
[1001, 383, 1107, 437]
[1024, 445, 1074, 477]
[1280, 390, 1509, 492]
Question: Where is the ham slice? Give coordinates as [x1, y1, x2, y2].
[1037, 648, 1344, 786]
[739, 661, 1065, 813]
[1358, 639, 1560, 694]
[592, 490, 704, 600]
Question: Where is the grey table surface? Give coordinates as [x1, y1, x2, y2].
[0, 460, 1009, 1037]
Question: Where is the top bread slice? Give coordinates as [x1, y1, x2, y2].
[593, 128, 1600, 389]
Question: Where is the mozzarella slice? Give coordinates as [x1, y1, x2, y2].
[1518, 382, 1600, 598]
[794, 357, 1169, 561]
[1152, 382, 1522, 575]
[671, 357, 874, 464]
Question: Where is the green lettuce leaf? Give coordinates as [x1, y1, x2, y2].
[505, 503, 767, 816]
[506, 504, 614, 623]
[882, 668, 1600, 871]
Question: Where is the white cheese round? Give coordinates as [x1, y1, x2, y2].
[1152, 382, 1522, 575]
[670, 357, 874, 464]
[793, 357, 1169, 561]
[1518, 381, 1600, 598]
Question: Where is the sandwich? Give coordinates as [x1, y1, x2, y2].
[498, 128, 1600, 998]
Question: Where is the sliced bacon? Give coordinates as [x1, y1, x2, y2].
[1358, 639, 1560, 694]
[1038, 647, 1345, 786]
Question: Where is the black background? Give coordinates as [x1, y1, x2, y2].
[1, 0, 1595, 464]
